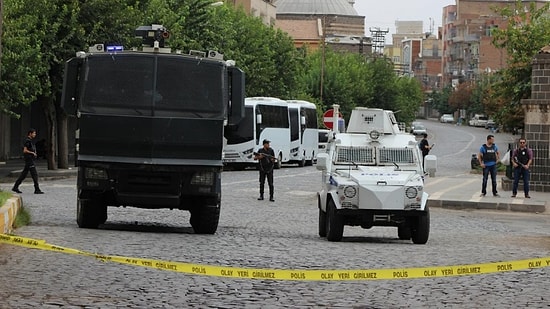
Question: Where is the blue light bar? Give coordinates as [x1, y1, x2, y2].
[106, 45, 124, 52]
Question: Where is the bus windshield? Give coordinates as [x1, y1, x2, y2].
[79, 54, 225, 117]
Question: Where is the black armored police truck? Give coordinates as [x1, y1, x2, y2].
[61, 25, 245, 233]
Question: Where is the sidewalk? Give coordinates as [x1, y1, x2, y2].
[424, 174, 547, 214]
[0, 159, 547, 214]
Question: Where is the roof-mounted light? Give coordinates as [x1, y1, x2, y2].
[106, 45, 124, 52]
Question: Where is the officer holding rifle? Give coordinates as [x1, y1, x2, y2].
[254, 139, 276, 202]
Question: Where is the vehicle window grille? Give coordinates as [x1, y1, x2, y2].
[335, 146, 375, 164]
[378, 148, 415, 164]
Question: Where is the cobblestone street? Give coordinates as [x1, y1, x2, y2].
[1, 166, 549, 308]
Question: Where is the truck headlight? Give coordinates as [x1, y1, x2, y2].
[191, 171, 215, 186]
[343, 185, 357, 198]
[85, 167, 108, 180]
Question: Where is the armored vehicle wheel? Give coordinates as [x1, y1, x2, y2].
[190, 204, 220, 234]
[77, 198, 107, 229]
[318, 197, 327, 237]
[411, 207, 430, 244]
[326, 200, 344, 241]
[397, 224, 411, 240]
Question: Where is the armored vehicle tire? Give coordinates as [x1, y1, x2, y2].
[318, 197, 327, 237]
[411, 208, 430, 244]
[397, 224, 412, 240]
[326, 200, 344, 242]
[77, 198, 107, 229]
[190, 204, 220, 234]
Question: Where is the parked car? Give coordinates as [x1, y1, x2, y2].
[412, 123, 427, 135]
[469, 114, 488, 127]
[485, 119, 496, 129]
[440, 114, 454, 123]
[409, 121, 422, 133]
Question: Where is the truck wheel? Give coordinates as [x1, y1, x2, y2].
[397, 224, 411, 240]
[326, 200, 344, 241]
[76, 198, 107, 229]
[411, 208, 430, 244]
[318, 197, 327, 237]
[190, 204, 220, 234]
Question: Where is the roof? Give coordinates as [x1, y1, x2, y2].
[275, 0, 358, 16]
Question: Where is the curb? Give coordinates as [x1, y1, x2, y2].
[427, 199, 546, 214]
[0, 196, 22, 234]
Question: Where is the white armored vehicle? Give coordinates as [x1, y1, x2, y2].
[316, 106, 435, 243]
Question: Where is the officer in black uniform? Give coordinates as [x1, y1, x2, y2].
[254, 139, 276, 202]
[12, 128, 44, 194]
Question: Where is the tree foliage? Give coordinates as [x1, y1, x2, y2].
[1, 0, 425, 164]
[491, 0, 550, 128]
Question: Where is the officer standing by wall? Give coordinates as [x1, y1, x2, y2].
[12, 128, 44, 194]
[254, 139, 275, 202]
[511, 138, 533, 198]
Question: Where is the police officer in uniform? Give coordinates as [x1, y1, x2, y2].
[478, 134, 500, 197]
[511, 138, 533, 198]
[12, 128, 44, 194]
[254, 139, 275, 202]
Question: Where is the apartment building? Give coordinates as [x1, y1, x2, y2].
[441, 0, 549, 88]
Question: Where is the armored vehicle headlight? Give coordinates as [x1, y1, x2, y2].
[405, 186, 418, 199]
[343, 186, 357, 198]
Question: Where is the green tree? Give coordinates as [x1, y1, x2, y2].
[491, 0, 550, 128]
[393, 76, 423, 124]
[428, 85, 453, 114]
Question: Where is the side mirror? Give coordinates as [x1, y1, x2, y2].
[300, 115, 306, 126]
[228, 67, 245, 125]
[424, 155, 437, 177]
[61, 58, 82, 115]
[316, 153, 329, 171]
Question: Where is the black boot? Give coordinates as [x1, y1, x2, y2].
[258, 194, 264, 200]
[269, 195, 274, 202]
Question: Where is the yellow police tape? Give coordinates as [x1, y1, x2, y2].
[1, 233, 549, 281]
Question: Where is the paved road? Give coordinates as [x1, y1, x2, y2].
[1, 165, 549, 308]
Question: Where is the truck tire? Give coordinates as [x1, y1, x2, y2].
[411, 208, 430, 244]
[77, 198, 107, 229]
[326, 200, 344, 241]
[190, 204, 220, 234]
[318, 197, 327, 237]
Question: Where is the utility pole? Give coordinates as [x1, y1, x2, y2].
[320, 15, 326, 106]
[0, 0, 3, 83]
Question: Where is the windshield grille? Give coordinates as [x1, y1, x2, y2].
[379, 148, 415, 164]
[335, 146, 375, 164]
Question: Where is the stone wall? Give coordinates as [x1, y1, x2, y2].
[509, 53, 550, 192]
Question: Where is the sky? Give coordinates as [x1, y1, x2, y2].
[353, 0, 455, 43]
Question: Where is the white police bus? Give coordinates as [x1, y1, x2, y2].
[223, 97, 318, 169]
[287, 100, 318, 166]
